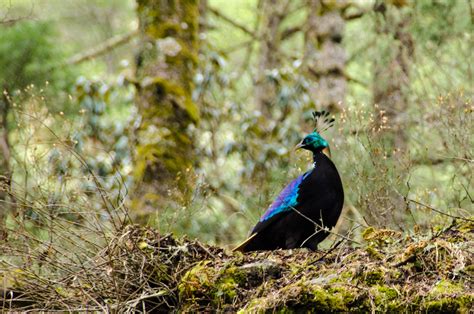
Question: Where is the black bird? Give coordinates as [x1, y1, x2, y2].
[234, 111, 344, 252]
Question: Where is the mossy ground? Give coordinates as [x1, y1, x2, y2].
[2, 221, 473, 312]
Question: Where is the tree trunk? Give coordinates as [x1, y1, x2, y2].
[133, 0, 200, 212]
[304, 0, 348, 111]
[0, 88, 13, 225]
[373, 2, 414, 155]
[254, 0, 288, 117]
[369, 2, 414, 227]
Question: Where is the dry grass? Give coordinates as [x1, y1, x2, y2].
[1, 219, 472, 312]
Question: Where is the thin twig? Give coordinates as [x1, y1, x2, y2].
[406, 198, 474, 223]
[66, 29, 138, 65]
[208, 6, 258, 39]
[290, 206, 361, 245]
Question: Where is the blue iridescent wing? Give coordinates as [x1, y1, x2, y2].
[258, 171, 311, 223]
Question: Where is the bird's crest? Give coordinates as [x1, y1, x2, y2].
[312, 110, 335, 133]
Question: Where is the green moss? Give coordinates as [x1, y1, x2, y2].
[183, 97, 200, 122]
[375, 286, 398, 300]
[362, 227, 376, 240]
[364, 269, 385, 286]
[213, 266, 246, 304]
[421, 280, 474, 313]
[458, 221, 474, 234]
[430, 280, 464, 296]
[371, 285, 402, 311]
[152, 22, 181, 38]
[464, 264, 474, 275]
[143, 76, 185, 97]
[241, 297, 270, 312]
[252, 280, 361, 312]
[423, 295, 474, 313]
[289, 263, 303, 276]
[366, 245, 383, 260]
[423, 298, 462, 313]
[338, 270, 354, 281]
[214, 277, 238, 302]
[178, 261, 214, 299]
[179, 262, 248, 307]
[222, 266, 246, 284]
[324, 286, 357, 309]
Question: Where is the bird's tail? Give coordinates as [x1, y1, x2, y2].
[232, 233, 258, 252]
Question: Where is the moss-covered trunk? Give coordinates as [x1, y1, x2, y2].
[133, 0, 200, 212]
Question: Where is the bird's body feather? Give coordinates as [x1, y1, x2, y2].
[256, 170, 311, 225]
[235, 151, 343, 252]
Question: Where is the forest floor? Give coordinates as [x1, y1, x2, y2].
[2, 220, 473, 312]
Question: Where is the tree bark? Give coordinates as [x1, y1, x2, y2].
[254, 0, 289, 117]
[369, 2, 414, 227]
[304, 0, 348, 111]
[373, 2, 414, 155]
[133, 0, 200, 211]
[0, 88, 13, 225]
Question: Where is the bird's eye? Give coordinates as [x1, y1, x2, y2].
[303, 137, 313, 145]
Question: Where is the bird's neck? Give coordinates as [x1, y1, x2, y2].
[312, 150, 323, 164]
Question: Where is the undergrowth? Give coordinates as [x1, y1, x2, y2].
[1, 221, 472, 312]
[0, 89, 472, 311]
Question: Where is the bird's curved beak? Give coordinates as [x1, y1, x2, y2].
[294, 140, 305, 151]
[322, 146, 331, 158]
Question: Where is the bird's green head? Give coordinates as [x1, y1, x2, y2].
[295, 110, 335, 156]
[295, 132, 329, 153]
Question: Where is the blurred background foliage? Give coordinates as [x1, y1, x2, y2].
[0, 0, 472, 249]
